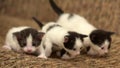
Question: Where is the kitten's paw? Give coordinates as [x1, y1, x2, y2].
[38, 55, 47, 59]
[61, 54, 71, 60]
[3, 45, 11, 50]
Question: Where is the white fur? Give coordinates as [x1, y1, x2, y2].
[57, 13, 109, 56]
[23, 34, 36, 53]
[38, 23, 83, 59]
[57, 13, 96, 35]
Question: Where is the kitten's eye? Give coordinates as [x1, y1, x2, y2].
[73, 48, 76, 51]
[101, 47, 104, 50]
[21, 42, 26, 47]
[32, 42, 36, 46]
[80, 47, 83, 50]
[32, 41, 38, 46]
[70, 40, 74, 43]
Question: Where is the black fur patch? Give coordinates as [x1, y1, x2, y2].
[90, 30, 113, 48]
[49, 0, 64, 15]
[13, 28, 43, 47]
[64, 32, 76, 50]
[64, 31, 87, 50]
[46, 24, 61, 32]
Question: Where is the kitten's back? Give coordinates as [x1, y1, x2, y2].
[57, 13, 96, 35]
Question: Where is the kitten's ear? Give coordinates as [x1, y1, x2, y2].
[64, 36, 69, 43]
[79, 34, 88, 39]
[107, 32, 115, 36]
[38, 32, 45, 39]
[13, 32, 21, 40]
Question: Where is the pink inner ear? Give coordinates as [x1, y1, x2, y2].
[16, 34, 22, 40]
[13, 32, 22, 40]
[64, 36, 69, 43]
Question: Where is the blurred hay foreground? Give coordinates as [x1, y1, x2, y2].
[0, 0, 120, 68]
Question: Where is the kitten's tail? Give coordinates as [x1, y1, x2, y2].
[49, 0, 64, 16]
[32, 17, 44, 28]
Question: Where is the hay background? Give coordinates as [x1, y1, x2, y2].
[0, 0, 120, 68]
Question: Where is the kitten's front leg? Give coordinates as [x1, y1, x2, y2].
[44, 39, 53, 57]
[38, 39, 53, 59]
[38, 42, 47, 59]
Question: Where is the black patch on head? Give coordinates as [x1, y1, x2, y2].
[13, 28, 44, 47]
[46, 24, 61, 32]
[68, 14, 74, 19]
[64, 31, 87, 50]
[90, 30, 114, 48]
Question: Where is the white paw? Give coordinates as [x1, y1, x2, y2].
[38, 55, 47, 59]
[61, 54, 72, 60]
[3, 45, 12, 50]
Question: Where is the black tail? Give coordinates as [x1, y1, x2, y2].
[32, 17, 44, 28]
[49, 0, 64, 16]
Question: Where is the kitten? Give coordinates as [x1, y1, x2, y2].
[3, 26, 44, 55]
[49, 0, 114, 56]
[33, 20, 87, 59]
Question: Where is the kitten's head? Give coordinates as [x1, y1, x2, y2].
[89, 30, 114, 56]
[13, 28, 45, 54]
[63, 31, 87, 57]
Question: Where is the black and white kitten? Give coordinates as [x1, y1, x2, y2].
[32, 19, 87, 59]
[49, 0, 114, 56]
[3, 26, 44, 55]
